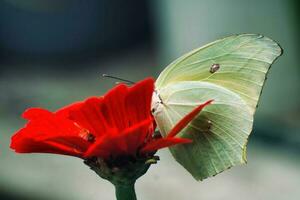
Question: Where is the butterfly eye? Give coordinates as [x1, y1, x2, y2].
[210, 64, 220, 73]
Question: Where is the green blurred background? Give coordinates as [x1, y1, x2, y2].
[0, 0, 299, 199]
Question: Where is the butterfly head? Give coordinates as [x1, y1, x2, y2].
[151, 90, 163, 116]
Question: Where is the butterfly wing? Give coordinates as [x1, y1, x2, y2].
[156, 34, 283, 114]
[154, 34, 282, 180]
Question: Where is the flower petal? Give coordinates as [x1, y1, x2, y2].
[11, 111, 89, 157]
[58, 78, 155, 138]
[11, 130, 83, 157]
[101, 78, 154, 132]
[55, 101, 82, 118]
[22, 108, 53, 120]
[102, 84, 128, 131]
[83, 129, 118, 158]
[125, 78, 154, 124]
[84, 118, 153, 158]
[67, 97, 109, 137]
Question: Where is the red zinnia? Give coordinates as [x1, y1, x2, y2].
[10, 78, 212, 159]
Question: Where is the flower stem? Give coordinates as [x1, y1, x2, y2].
[115, 183, 137, 200]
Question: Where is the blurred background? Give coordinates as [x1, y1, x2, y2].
[0, 0, 299, 199]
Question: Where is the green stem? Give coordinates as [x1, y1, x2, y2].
[115, 183, 137, 200]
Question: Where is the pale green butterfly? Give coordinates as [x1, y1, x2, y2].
[151, 34, 283, 181]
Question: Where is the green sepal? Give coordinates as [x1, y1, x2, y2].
[84, 155, 159, 200]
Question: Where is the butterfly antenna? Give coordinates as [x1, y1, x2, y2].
[102, 74, 135, 84]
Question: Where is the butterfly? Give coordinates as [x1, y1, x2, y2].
[151, 34, 283, 180]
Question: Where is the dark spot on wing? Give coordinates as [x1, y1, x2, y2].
[210, 64, 220, 73]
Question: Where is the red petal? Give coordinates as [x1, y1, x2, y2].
[11, 113, 89, 157]
[116, 118, 153, 155]
[41, 135, 90, 152]
[22, 108, 53, 120]
[125, 78, 154, 124]
[140, 137, 192, 153]
[84, 119, 153, 158]
[11, 131, 82, 157]
[101, 78, 154, 132]
[67, 97, 109, 137]
[55, 101, 82, 118]
[83, 129, 118, 158]
[167, 100, 213, 138]
[102, 84, 128, 131]
[59, 78, 155, 137]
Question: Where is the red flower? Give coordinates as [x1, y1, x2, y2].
[10, 78, 212, 159]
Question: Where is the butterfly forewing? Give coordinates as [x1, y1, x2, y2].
[156, 34, 283, 113]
